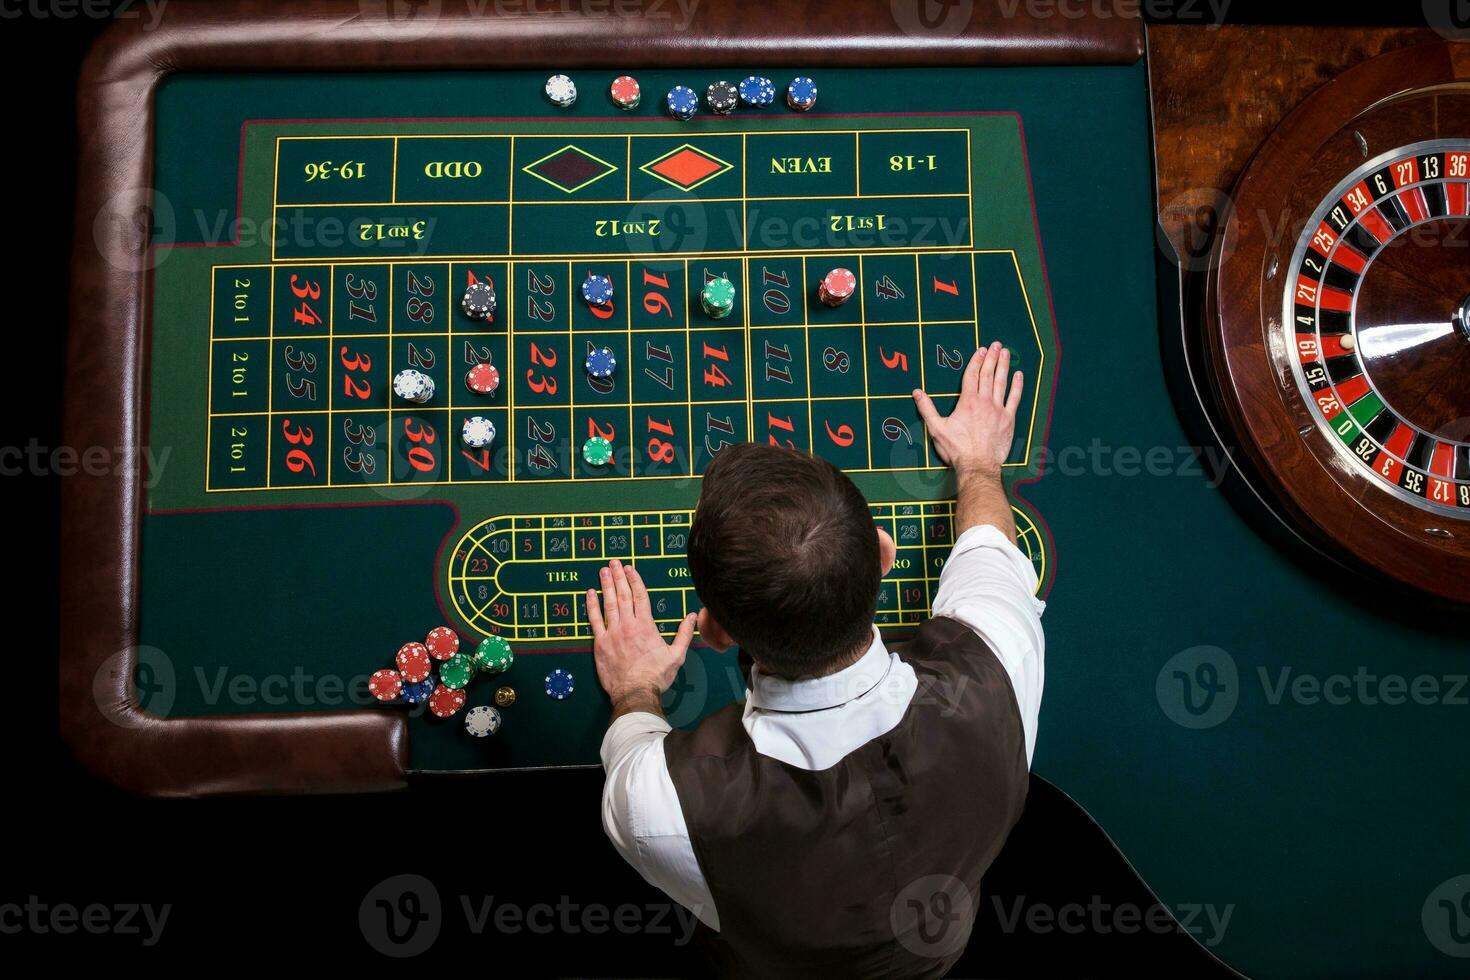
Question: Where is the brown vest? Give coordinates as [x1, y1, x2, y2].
[663, 617, 1029, 979]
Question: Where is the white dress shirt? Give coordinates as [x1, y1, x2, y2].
[599, 523, 1046, 931]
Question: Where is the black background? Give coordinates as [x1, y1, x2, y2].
[8, 1, 1439, 974]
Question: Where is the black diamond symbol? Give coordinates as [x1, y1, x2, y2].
[523, 145, 618, 194]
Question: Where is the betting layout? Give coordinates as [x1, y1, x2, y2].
[449, 502, 1050, 641]
[205, 125, 1045, 492]
[158, 114, 1060, 645]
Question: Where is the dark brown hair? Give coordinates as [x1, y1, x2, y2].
[688, 443, 880, 678]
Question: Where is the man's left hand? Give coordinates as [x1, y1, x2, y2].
[587, 559, 697, 719]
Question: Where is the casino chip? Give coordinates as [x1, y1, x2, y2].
[494, 686, 517, 708]
[581, 274, 614, 307]
[666, 85, 698, 121]
[424, 626, 460, 661]
[545, 669, 575, 700]
[700, 276, 736, 319]
[474, 635, 514, 674]
[582, 436, 614, 467]
[461, 282, 496, 321]
[739, 75, 776, 108]
[545, 74, 577, 107]
[585, 346, 617, 379]
[395, 642, 433, 684]
[440, 653, 476, 691]
[401, 677, 435, 706]
[428, 685, 467, 719]
[461, 416, 497, 449]
[465, 704, 501, 736]
[706, 80, 738, 115]
[786, 76, 818, 112]
[369, 669, 403, 703]
[610, 75, 641, 110]
[392, 368, 434, 404]
[465, 362, 500, 397]
[818, 267, 857, 308]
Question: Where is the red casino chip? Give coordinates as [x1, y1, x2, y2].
[368, 669, 403, 702]
[819, 268, 857, 307]
[465, 362, 500, 396]
[428, 685, 467, 719]
[395, 642, 432, 683]
[425, 626, 460, 660]
[610, 75, 641, 109]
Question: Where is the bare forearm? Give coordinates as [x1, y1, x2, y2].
[609, 687, 665, 724]
[955, 468, 1015, 540]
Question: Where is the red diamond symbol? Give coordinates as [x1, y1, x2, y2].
[641, 145, 732, 191]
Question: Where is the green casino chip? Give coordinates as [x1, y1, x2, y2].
[582, 436, 614, 466]
[474, 635, 514, 674]
[440, 653, 476, 690]
[700, 277, 735, 318]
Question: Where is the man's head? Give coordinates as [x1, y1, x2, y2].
[688, 443, 895, 679]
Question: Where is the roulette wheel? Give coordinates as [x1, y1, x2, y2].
[1205, 41, 1470, 605]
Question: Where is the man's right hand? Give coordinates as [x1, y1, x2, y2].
[913, 342, 1024, 481]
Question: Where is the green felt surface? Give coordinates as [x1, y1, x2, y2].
[135, 65, 1470, 978]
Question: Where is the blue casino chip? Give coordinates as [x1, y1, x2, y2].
[545, 669, 575, 700]
[666, 85, 698, 120]
[786, 76, 818, 111]
[401, 677, 435, 705]
[739, 75, 775, 108]
[581, 274, 614, 306]
[584, 346, 617, 379]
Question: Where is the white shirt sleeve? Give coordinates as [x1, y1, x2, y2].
[929, 523, 1047, 766]
[599, 711, 720, 929]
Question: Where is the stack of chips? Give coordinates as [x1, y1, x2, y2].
[786, 77, 818, 112]
[545, 74, 577, 108]
[465, 362, 500, 397]
[462, 282, 496, 321]
[367, 626, 479, 719]
[582, 436, 614, 467]
[474, 635, 515, 675]
[667, 85, 698, 121]
[401, 676, 436, 706]
[706, 81, 738, 115]
[393, 369, 434, 404]
[739, 76, 776, 108]
[439, 653, 477, 691]
[818, 268, 857, 307]
[610, 75, 641, 110]
[585, 346, 617, 379]
[700, 276, 736, 319]
[461, 416, 496, 449]
[368, 669, 403, 703]
[465, 705, 502, 737]
[428, 686, 466, 719]
[395, 642, 433, 683]
[581, 274, 614, 307]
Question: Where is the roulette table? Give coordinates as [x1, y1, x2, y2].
[58, 4, 1469, 976]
